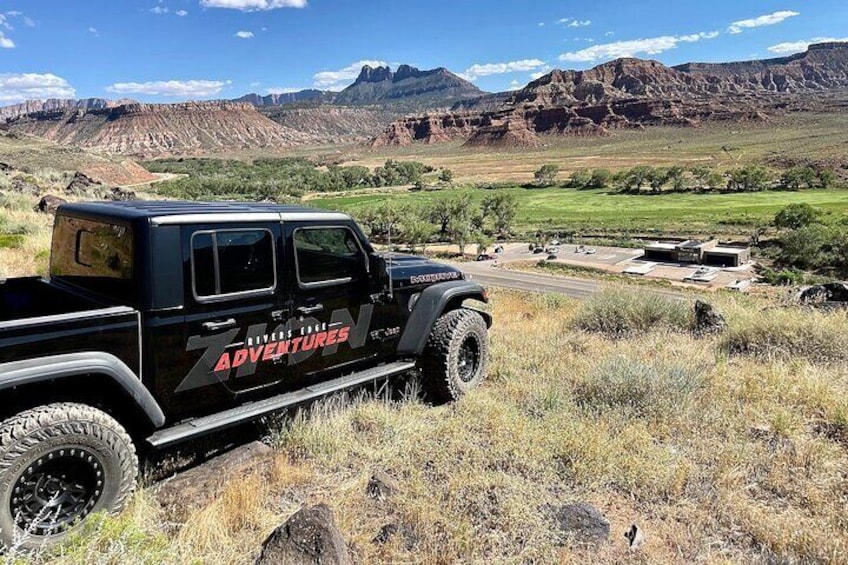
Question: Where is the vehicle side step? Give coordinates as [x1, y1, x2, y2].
[147, 360, 417, 449]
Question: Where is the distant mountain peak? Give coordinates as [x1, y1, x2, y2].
[335, 64, 485, 107]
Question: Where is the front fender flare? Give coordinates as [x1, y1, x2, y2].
[397, 280, 491, 356]
[0, 352, 166, 428]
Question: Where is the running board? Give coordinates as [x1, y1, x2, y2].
[147, 360, 416, 449]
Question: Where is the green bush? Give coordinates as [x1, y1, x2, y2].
[572, 289, 692, 336]
[574, 355, 707, 419]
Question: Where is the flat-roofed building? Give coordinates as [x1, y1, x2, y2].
[642, 239, 750, 268]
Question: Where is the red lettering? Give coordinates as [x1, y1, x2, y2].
[313, 332, 327, 348]
[232, 349, 248, 368]
[249, 346, 264, 363]
[337, 327, 350, 343]
[262, 343, 277, 361]
[301, 334, 316, 351]
[290, 337, 303, 353]
[326, 329, 338, 346]
[276, 340, 290, 355]
[213, 353, 231, 372]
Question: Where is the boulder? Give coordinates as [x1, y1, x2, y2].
[366, 471, 399, 501]
[0, 162, 12, 172]
[693, 300, 726, 334]
[34, 195, 67, 214]
[106, 186, 137, 201]
[547, 502, 610, 545]
[798, 282, 848, 304]
[257, 504, 350, 565]
[64, 171, 101, 196]
[625, 524, 646, 551]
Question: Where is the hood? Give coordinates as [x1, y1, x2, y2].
[381, 252, 464, 290]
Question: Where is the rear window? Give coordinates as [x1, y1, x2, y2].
[191, 229, 276, 301]
[50, 215, 135, 303]
[294, 227, 366, 286]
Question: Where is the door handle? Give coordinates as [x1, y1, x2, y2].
[202, 318, 237, 331]
[296, 304, 324, 316]
[270, 309, 288, 322]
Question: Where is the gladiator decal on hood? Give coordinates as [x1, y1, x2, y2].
[176, 305, 373, 393]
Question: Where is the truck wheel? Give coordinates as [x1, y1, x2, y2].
[421, 309, 490, 402]
[0, 403, 138, 551]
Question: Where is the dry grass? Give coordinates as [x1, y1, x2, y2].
[3, 289, 843, 564]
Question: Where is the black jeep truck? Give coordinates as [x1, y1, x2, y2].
[0, 201, 491, 549]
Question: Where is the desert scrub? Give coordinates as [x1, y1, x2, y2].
[720, 304, 848, 362]
[572, 287, 692, 336]
[574, 353, 709, 420]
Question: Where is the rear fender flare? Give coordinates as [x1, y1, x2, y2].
[0, 352, 165, 428]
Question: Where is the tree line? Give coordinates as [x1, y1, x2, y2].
[769, 203, 848, 281]
[533, 164, 839, 192]
[145, 157, 436, 200]
[357, 193, 519, 255]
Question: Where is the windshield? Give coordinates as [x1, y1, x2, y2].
[50, 215, 135, 304]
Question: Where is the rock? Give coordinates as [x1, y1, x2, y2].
[257, 504, 351, 565]
[366, 471, 399, 501]
[798, 282, 848, 304]
[65, 171, 101, 196]
[693, 300, 726, 334]
[34, 195, 67, 214]
[106, 186, 137, 201]
[155, 441, 273, 521]
[625, 524, 646, 550]
[0, 162, 13, 172]
[372, 523, 418, 550]
[548, 502, 611, 545]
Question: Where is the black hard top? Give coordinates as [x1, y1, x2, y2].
[58, 200, 338, 221]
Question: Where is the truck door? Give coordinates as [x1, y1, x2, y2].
[169, 222, 288, 409]
[281, 222, 383, 388]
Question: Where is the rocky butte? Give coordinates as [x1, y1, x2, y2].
[371, 42, 848, 148]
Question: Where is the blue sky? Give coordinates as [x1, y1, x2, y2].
[1, 0, 846, 104]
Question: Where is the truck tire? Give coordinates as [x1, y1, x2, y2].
[0, 403, 138, 551]
[421, 309, 490, 402]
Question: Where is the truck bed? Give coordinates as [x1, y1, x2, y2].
[0, 277, 105, 323]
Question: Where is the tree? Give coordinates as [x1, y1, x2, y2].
[728, 166, 772, 191]
[447, 195, 475, 255]
[666, 166, 686, 190]
[817, 168, 837, 188]
[481, 193, 518, 237]
[428, 198, 454, 238]
[690, 166, 712, 188]
[705, 171, 725, 190]
[534, 164, 560, 187]
[774, 203, 821, 230]
[625, 165, 653, 191]
[402, 217, 435, 253]
[359, 202, 408, 241]
[780, 167, 816, 190]
[566, 168, 592, 189]
[473, 233, 493, 256]
[589, 168, 612, 188]
[439, 168, 454, 184]
[646, 167, 668, 192]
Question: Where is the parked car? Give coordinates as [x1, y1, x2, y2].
[0, 201, 492, 549]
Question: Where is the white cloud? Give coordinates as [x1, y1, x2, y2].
[462, 59, 547, 80]
[312, 59, 388, 89]
[234, 31, 254, 38]
[557, 18, 572, 25]
[0, 14, 11, 31]
[538, 22, 544, 27]
[150, 6, 169, 14]
[768, 37, 848, 55]
[23, 16, 35, 27]
[87, 26, 98, 36]
[0, 73, 76, 103]
[568, 20, 591, 28]
[175, 9, 188, 16]
[605, 31, 615, 37]
[508, 80, 522, 91]
[106, 79, 231, 98]
[0, 34, 14, 49]
[529, 65, 553, 80]
[728, 10, 799, 34]
[199, 0, 307, 11]
[558, 31, 719, 62]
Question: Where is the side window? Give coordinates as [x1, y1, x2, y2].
[191, 229, 276, 301]
[294, 227, 366, 286]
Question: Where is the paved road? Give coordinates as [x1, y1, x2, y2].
[455, 261, 686, 300]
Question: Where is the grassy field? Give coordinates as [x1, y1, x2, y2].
[310, 185, 848, 236]
[10, 289, 846, 564]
